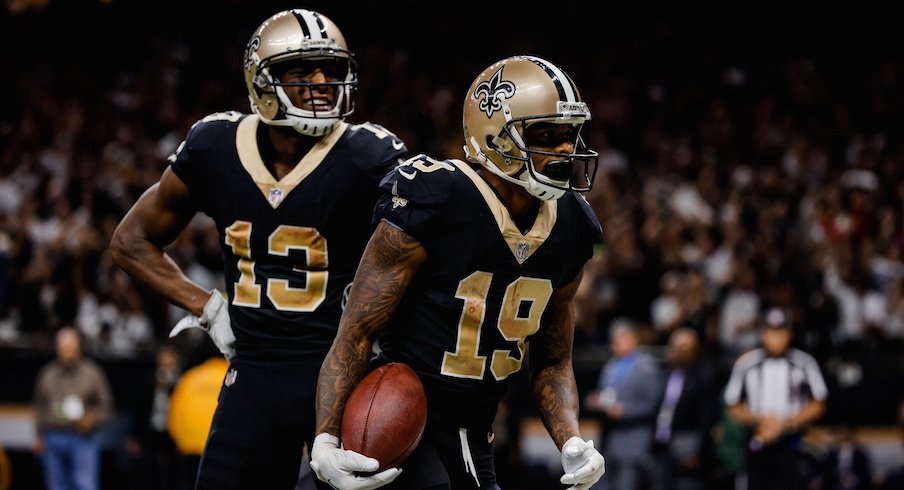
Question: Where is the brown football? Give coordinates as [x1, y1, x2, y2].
[341, 362, 427, 471]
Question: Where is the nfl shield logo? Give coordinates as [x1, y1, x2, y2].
[224, 368, 238, 387]
[515, 242, 531, 261]
[268, 187, 284, 207]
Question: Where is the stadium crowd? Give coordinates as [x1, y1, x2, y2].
[1, 1, 903, 489]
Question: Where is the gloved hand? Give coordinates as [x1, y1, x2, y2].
[310, 433, 401, 490]
[169, 291, 236, 360]
[560, 436, 606, 490]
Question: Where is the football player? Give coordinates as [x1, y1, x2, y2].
[312, 56, 605, 489]
[110, 9, 407, 489]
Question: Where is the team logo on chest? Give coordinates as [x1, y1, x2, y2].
[267, 187, 284, 208]
[515, 242, 531, 261]
[474, 67, 516, 118]
[392, 196, 408, 209]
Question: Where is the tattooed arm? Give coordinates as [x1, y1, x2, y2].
[315, 220, 427, 436]
[528, 268, 584, 450]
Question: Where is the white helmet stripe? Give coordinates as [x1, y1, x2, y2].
[310, 12, 328, 38]
[296, 9, 325, 40]
[290, 10, 311, 38]
[524, 56, 577, 103]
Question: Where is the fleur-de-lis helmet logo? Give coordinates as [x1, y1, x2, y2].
[473, 67, 516, 118]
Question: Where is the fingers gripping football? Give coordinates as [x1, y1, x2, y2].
[310, 433, 402, 490]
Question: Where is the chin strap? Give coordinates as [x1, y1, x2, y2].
[466, 136, 566, 201]
[520, 167, 566, 201]
[253, 85, 340, 136]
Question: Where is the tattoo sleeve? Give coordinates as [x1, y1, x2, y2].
[315, 221, 426, 436]
[529, 269, 584, 449]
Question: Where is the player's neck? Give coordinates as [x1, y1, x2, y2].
[480, 169, 541, 231]
[260, 125, 318, 179]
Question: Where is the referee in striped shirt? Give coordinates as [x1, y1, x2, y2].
[724, 306, 828, 490]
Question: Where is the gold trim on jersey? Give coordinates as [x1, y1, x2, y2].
[449, 159, 557, 264]
[235, 116, 348, 209]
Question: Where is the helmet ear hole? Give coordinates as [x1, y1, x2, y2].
[485, 135, 497, 149]
[491, 135, 512, 152]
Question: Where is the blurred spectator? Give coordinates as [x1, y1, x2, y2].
[32, 326, 114, 490]
[650, 269, 684, 337]
[650, 328, 718, 490]
[821, 424, 874, 490]
[878, 401, 904, 489]
[648, 266, 714, 349]
[129, 344, 183, 490]
[585, 319, 663, 490]
[716, 262, 762, 365]
[725, 307, 828, 490]
[711, 386, 749, 490]
[820, 247, 885, 355]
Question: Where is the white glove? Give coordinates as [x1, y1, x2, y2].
[310, 433, 401, 490]
[560, 436, 606, 490]
[169, 291, 236, 360]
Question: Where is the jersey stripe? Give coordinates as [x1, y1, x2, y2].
[723, 348, 826, 418]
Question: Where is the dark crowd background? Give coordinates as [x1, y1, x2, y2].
[2, 1, 904, 489]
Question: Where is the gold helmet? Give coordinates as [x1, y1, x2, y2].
[243, 9, 356, 136]
[463, 56, 598, 200]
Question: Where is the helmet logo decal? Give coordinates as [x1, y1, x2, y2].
[244, 36, 261, 72]
[474, 67, 516, 118]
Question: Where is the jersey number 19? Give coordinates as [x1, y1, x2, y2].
[442, 271, 553, 381]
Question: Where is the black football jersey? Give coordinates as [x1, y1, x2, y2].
[372, 155, 602, 428]
[170, 112, 407, 360]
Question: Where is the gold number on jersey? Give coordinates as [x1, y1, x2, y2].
[441, 272, 553, 380]
[267, 225, 328, 311]
[225, 221, 261, 307]
[224, 221, 328, 312]
[355, 122, 398, 140]
[492, 277, 553, 380]
[411, 157, 455, 174]
[200, 111, 243, 123]
[441, 271, 492, 379]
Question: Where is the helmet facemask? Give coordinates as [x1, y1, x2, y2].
[482, 108, 599, 201]
[250, 51, 357, 137]
[497, 114, 598, 200]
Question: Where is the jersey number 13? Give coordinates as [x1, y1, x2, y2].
[224, 221, 327, 312]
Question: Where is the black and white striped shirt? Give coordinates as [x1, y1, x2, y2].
[724, 348, 827, 418]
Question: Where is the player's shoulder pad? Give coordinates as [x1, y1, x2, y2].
[567, 192, 603, 237]
[379, 154, 462, 205]
[346, 121, 408, 156]
[167, 111, 247, 164]
[186, 111, 247, 147]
